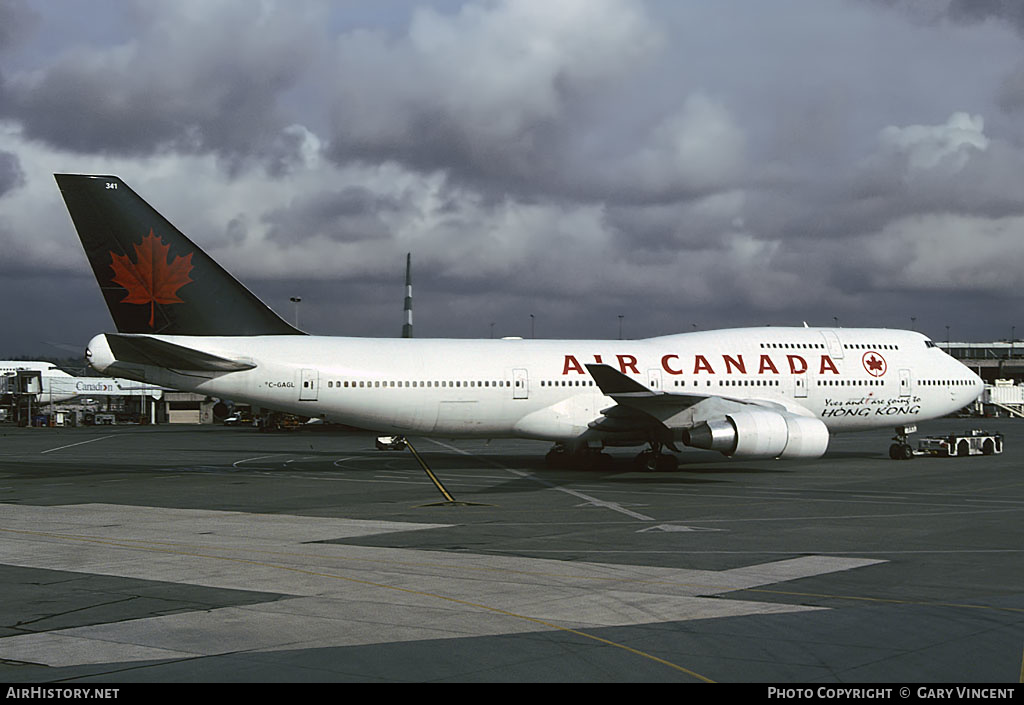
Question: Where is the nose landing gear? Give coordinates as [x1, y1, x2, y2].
[889, 424, 917, 460]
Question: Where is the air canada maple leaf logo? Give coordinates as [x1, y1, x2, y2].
[109, 229, 194, 328]
[862, 350, 887, 377]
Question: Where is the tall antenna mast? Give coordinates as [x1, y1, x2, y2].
[402, 253, 413, 338]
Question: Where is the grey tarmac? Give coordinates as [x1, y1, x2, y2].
[0, 417, 1021, 683]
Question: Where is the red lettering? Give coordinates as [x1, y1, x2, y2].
[593, 354, 603, 364]
[758, 355, 779, 374]
[563, 355, 585, 375]
[819, 355, 839, 375]
[617, 354, 639, 374]
[787, 355, 807, 374]
[662, 354, 683, 375]
[723, 354, 746, 374]
[693, 355, 715, 374]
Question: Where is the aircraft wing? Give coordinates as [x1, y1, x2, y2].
[104, 334, 256, 372]
[585, 363, 709, 408]
[585, 363, 781, 437]
[585, 363, 829, 458]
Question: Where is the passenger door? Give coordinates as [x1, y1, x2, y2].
[898, 369, 911, 398]
[512, 368, 528, 399]
[299, 368, 319, 401]
[647, 368, 662, 391]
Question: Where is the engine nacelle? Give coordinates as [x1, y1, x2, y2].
[683, 409, 829, 459]
[777, 414, 831, 458]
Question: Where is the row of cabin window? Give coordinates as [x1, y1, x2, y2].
[844, 343, 899, 350]
[671, 379, 782, 391]
[670, 379, 885, 388]
[757, 342, 901, 351]
[817, 379, 884, 386]
[324, 375, 961, 392]
[716, 379, 780, 387]
[760, 342, 824, 350]
[920, 379, 973, 386]
[326, 380, 511, 389]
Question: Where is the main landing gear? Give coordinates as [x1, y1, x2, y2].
[544, 443, 613, 470]
[632, 443, 679, 472]
[544, 441, 679, 472]
[889, 424, 917, 461]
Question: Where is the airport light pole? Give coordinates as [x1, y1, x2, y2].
[290, 297, 302, 328]
[618, 315, 624, 340]
[530, 314, 535, 339]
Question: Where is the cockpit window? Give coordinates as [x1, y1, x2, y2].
[925, 340, 936, 348]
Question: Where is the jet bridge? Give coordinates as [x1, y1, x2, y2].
[982, 380, 1024, 418]
[1, 370, 43, 425]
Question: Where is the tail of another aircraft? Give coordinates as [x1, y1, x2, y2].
[55, 174, 302, 337]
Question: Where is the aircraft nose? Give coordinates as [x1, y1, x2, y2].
[972, 370, 985, 398]
[960, 364, 985, 406]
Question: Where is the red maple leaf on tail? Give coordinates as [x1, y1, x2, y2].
[109, 229, 194, 328]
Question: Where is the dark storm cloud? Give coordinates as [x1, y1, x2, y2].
[0, 2, 323, 171]
[3, 0, 1024, 355]
[322, 0, 708, 206]
[0, 0, 37, 53]
[0, 0, 38, 115]
[948, 0, 1024, 34]
[997, 64, 1024, 113]
[874, 0, 1024, 34]
[0, 151, 24, 197]
[263, 187, 410, 245]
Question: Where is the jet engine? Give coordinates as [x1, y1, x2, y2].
[682, 409, 829, 459]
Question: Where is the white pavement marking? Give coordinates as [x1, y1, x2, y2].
[0, 503, 885, 668]
[638, 524, 725, 533]
[40, 435, 116, 454]
[425, 438, 656, 520]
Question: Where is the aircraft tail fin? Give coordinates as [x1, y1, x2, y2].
[55, 174, 302, 337]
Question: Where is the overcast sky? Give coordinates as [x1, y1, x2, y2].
[2, 0, 1024, 356]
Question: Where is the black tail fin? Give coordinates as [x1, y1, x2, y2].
[55, 174, 301, 336]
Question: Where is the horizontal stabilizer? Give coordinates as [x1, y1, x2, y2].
[106, 334, 256, 372]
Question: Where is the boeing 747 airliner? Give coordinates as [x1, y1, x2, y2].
[55, 174, 984, 470]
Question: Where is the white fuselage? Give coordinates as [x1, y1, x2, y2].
[86, 327, 983, 445]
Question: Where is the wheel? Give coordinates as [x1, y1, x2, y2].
[656, 454, 679, 472]
[567, 450, 611, 471]
[983, 439, 994, 456]
[633, 451, 659, 472]
[957, 440, 970, 457]
[889, 443, 901, 460]
[545, 447, 568, 468]
[900, 444, 914, 460]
